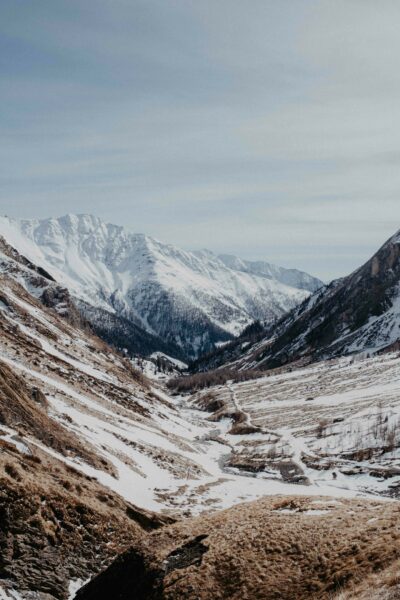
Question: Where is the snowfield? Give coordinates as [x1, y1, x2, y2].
[190, 352, 400, 500]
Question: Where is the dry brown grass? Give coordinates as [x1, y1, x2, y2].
[329, 558, 400, 599]
[77, 495, 400, 600]
[0, 434, 171, 599]
[0, 360, 116, 474]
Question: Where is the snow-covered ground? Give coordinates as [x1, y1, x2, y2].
[190, 353, 400, 500]
[0, 587, 25, 600]
[1, 249, 399, 527]
[131, 353, 187, 383]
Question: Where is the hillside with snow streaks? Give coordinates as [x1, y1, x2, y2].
[0, 214, 321, 359]
[0, 242, 354, 525]
[211, 226, 400, 372]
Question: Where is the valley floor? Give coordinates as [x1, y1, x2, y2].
[1, 269, 400, 598]
[185, 352, 400, 506]
[4, 344, 400, 519]
[3, 323, 400, 520]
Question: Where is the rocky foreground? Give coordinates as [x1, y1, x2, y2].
[76, 495, 400, 600]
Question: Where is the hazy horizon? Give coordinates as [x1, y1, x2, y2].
[2, 1, 400, 280]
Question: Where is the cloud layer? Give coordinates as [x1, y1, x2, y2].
[1, 0, 400, 279]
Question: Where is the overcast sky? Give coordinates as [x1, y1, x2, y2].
[2, 1, 400, 280]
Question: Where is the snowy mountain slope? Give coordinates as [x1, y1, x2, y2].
[227, 227, 400, 371]
[0, 233, 179, 358]
[0, 214, 320, 359]
[218, 253, 323, 292]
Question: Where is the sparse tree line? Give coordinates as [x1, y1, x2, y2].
[167, 367, 264, 394]
[188, 320, 266, 373]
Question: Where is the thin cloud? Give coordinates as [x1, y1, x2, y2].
[1, 0, 400, 280]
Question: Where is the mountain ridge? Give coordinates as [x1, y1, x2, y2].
[212, 226, 400, 371]
[218, 253, 323, 292]
[0, 213, 322, 360]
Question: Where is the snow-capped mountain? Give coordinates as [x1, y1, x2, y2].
[0, 214, 322, 359]
[227, 226, 400, 371]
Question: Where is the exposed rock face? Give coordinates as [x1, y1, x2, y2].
[75, 535, 209, 600]
[0, 439, 168, 600]
[75, 495, 400, 600]
[40, 285, 89, 330]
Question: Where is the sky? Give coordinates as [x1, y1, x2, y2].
[2, 0, 400, 280]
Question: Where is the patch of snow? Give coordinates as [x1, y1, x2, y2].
[0, 587, 25, 600]
[0, 426, 31, 455]
[150, 352, 187, 370]
[68, 578, 90, 599]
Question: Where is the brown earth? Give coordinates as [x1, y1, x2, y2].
[76, 495, 400, 600]
[0, 361, 112, 472]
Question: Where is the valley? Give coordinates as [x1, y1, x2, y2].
[5, 2, 400, 597]
[1, 222, 400, 599]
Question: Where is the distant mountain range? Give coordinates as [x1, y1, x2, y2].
[197, 226, 400, 371]
[0, 214, 322, 360]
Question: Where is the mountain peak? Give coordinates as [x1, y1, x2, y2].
[229, 226, 400, 371]
[0, 214, 320, 360]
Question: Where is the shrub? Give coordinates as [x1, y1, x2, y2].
[167, 368, 264, 394]
[316, 419, 329, 438]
